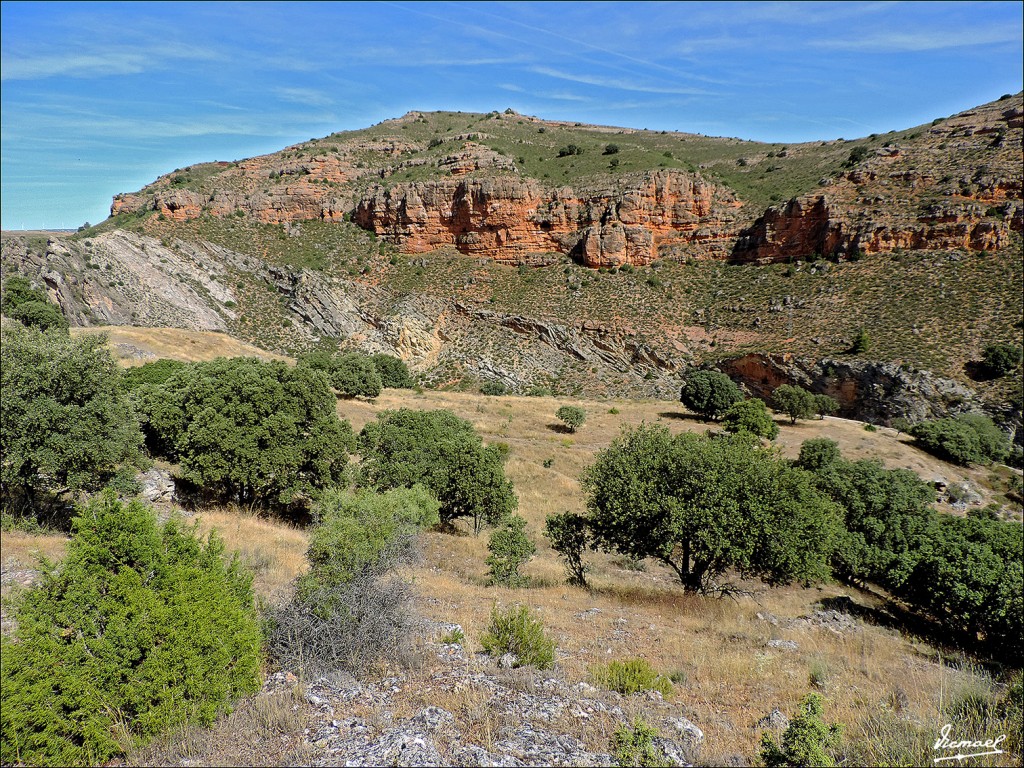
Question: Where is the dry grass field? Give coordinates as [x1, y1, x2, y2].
[3, 329, 1018, 766]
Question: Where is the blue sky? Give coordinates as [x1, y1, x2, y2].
[2, 1, 1021, 230]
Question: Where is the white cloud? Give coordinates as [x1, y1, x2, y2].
[810, 27, 1021, 52]
[529, 66, 713, 96]
[1, 41, 219, 81]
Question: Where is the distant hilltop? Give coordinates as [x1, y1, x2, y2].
[109, 94, 1022, 268]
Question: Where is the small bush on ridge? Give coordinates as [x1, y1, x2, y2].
[486, 514, 535, 587]
[591, 658, 673, 696]
[480, 604, 556, 669]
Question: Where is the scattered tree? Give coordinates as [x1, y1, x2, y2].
[796, 438, 841, 474]
[603, 143, 620, 155]
[909, 414, 1010, 466]
[583, 425, 840, 593]
[486, 514, 535, 587]
[721, 398, 779, 439]
[1, 324, 142, 514]
[772, 384, 817, 424]
[0, 493, 262, 766]
[680, 370, 743, 421]
[849, 328, 871, 354]
[480, 380, 508, 396]
[544, 512, 591, 587]
[556, 405, 587, 433]
[371, 353, 415, 388]
[331, 352, 382, 399]
[813, 393, 840, 419]
[132, 358, 353, 507]
[981, 342, 1023, 377]
[358, 408, 517, 532]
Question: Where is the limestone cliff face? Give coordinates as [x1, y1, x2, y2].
[353, 170, 742, 266]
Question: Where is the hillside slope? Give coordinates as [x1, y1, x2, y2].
[1, 94, 1021, 429]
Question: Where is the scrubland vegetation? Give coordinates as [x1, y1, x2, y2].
[1, 279, 1021, 766]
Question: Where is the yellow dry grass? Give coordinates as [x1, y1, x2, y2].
[187, 508, 308, 607]
[71, 325, 289, 366]
[4, 383, 1016, 765]
[0, 529, 68, 570]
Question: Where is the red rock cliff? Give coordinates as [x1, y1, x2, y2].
[352, 170, 743, 266]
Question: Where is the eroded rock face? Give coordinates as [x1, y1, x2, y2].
[732, 97, 1023, 262]
[715, 352, 982, 426]
[353, 170, 742, 266]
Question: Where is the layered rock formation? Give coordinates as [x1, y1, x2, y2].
[353, 170, 743, 266]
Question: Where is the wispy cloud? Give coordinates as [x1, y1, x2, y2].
[810, 26, 1020, 52]
[530, 66, 713, 96]
[274, 87, 335, 108]
[1, 41, 219, 81]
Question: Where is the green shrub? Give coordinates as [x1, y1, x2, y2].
[603, 143, 620, 155]
[1, 274, 48, 313]
[611, 718, 673, 767]
[910, 417, 983, 465]
[555, 405, 587, 433]
[132, 357, 354, 508]
[371, 353, 415, 388]
[680, 370, 743, 421]
[543, 511, 591, 586]
[0, 493, 262, 766]
[760, 693, 843, 767]
[270, 486, 437, 674]
[480, 380, 508, 396]
[772, 385, 817, 424]
[359, 408, 517, 533]
[721, 398, 779, 439]
[1, 324, 142, 515]
[479, 604, 556, 669]
[8, 300, 68, 331]
[981, 342, 1022, 377]
[954, 413, 1011, 463]
[591, 658, 673, 696]
[486, 514, 535, 587]
[121, 358, 189, 390]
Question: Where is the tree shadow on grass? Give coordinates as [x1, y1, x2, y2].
[657, 411, 705, 422]
[546, 423, 573, 434]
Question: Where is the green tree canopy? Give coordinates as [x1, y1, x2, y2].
[772, 384, 817, 424]
[544, 512, 592, 587]
[555, 405, 587, 433]
[1, 324, 142, 512]
[981, 342, 1023, 377]
[582, 425, 840, 592]
[0, 493, 262, 766]
[680, 370, 743, 421]
[331, 352, 382, 399]
[721, 398, 779, 439]
[132, 357, 353, 507]
[371, 353, 415, 389]
[358, 408, 517, 532]
[909, 414, 1009, 466]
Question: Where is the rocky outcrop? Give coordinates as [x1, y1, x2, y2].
[733, 97, 1023, 262]
[715, 352, 982, 425]
[354, 170, 742, 266]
